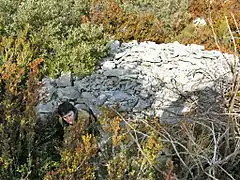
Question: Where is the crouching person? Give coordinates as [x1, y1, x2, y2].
[57, 101, 100, 136]
[54, 101, 107, 179]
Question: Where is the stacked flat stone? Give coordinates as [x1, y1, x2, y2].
[37, 41, 235, 122]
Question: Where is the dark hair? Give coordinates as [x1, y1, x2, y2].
[57, 101, 76, 117]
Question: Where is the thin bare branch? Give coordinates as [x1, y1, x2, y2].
[231, 13, 240, 35]
[218, 165, 236, 180]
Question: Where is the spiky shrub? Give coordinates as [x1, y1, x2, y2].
[95, 108, 167, 179]
[0, 29, 43, 178]
[44, 118, 99, 179]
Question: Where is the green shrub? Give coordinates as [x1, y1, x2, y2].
[0, 27, 59, 179]
[0, 25, 41, 66]
[0, 0, 110, 77]
[0, 0, 92, 34]
[0, 0, 21, 35]
[0, 29, 63, 179]
[44, 23, 109, 77]
[0, 17, 4, 37]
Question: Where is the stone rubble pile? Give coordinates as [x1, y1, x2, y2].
[37, 40, 235, 122]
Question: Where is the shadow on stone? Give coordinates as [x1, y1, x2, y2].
[161, 85, 228, 124]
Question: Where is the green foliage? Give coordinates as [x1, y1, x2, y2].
[0, 17, 4, 37]
[0, 0, 92, 33]
[0, 0, 21, 35]
[45, 24, 109, 77]
[0, 0, 109, 77]
[0, 25, 40, 66]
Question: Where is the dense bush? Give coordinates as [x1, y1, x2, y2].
[174, 23, 220, 50]
[0, 28, 63, 179]
[90, 0, 166, 43]
[0, 0, 109, 77]
[0, 0, 92, 34]
[119, 0, 191, 36]
[178, 0, 240, 52]
[44, 24, 109, 77]
[43, 105, 240, 179]
[0, 52, 43, 179]
[44, 108, 167, 179]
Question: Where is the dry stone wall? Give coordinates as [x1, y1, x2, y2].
[37, 40, 235, 122]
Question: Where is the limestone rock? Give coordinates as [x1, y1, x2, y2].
[56, 72, 72, 87]
[38, 40, 233, 123]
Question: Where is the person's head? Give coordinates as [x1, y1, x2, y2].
[57, 101, 76, 125]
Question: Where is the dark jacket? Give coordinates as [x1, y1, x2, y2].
[59, 106, 100, 136]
